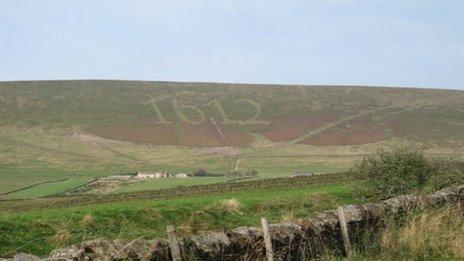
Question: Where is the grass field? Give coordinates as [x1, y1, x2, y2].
[0, 182, 356, 256]
[7, 177, 93, 199]
[114, 177, 225, 193]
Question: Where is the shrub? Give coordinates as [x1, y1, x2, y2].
[355, 147, 433, 199]
[354, 146, 464, 200]
[192, 169, 223, 177]
[428, 158, 464, 190]
[226, 170, 258, 179]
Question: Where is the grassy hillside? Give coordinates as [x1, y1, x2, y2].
[0, 80, 463, 196]
[1, 80, 464, 145]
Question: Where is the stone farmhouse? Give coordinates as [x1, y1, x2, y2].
[136, 172, 168, 179]
[175, 173, 189, 178]
[136, 172, 189, 179]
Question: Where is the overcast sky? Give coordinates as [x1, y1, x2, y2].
[1, 1, 463, 89]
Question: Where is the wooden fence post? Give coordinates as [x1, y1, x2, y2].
[166, 225, 182, 261]
[261, 217, 274, 261]
[337, 206, 351, 257]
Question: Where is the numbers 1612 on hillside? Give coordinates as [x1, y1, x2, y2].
[143, 92, 270, 125]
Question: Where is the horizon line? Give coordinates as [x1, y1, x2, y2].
[0, 78, 462, 92]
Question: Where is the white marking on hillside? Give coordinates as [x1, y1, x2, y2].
[210, 117, 226, 141]
[234, 158, 240, 171]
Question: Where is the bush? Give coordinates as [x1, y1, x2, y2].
[355, 146, 464, 200]
[192, 169, 224, 177]
[226, 170, 258, 179]
[428, 158, 464, 190]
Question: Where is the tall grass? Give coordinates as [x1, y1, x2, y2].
[380, 205, 464, 259]
[345, 205, 464, 260]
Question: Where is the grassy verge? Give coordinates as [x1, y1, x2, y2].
[0, 183, 356, 257]
[321, 204, 464, 260]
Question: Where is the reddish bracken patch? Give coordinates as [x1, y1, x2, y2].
[300, 116, 386, 146]
[264, 114, 338, 142]
[87, 119, 254, 147]
[178, 121, 253, 147]
[385, 115, 408, 137]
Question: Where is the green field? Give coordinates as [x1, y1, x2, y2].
[0, 182, 355, 256]
[7, 177, 93, 199]
[114, 177, 226, 193]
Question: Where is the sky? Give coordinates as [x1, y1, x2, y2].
[0, 0, 463, 89]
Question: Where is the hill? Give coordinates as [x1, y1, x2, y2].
[1, 80, 464, 146]
[0, 80, 463, 196]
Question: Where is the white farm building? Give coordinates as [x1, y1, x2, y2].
[136, 172, 167, 179]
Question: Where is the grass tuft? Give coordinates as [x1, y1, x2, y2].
[217, 198, 243, 215]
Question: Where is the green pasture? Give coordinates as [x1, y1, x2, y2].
[7, 177, 93, 199]
[114, 177, 226, 193]
[0, 183, 356, 257]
